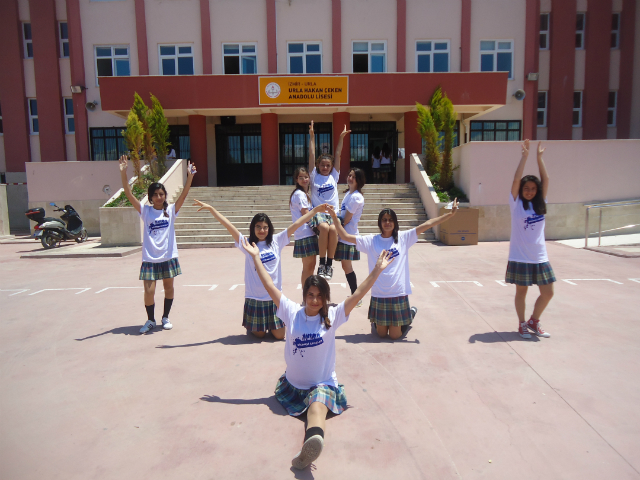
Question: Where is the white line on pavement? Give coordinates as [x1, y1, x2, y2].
[628, 278, 640, 284]
[430, 281, 483, 287]
[229, 284, 244, 290]
[29, 288, 91, 296]
[329, 283, 347, 288]
[495, 280, 508, 286]
[0, 289, 30, 296]
[562, 279, 623, 286]
[95, 287, 143, 294]
[185, 284, 218, 291]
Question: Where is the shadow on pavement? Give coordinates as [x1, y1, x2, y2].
[200, 394, 290, 417]
[290, 464, 317, 478]
[468, 331, 540, 343]
[75, 325, 153, 340]
[156, 333, 276, 349]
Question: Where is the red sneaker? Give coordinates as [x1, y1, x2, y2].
[527, 318, 551, 338]
[519, 322, 531, 339]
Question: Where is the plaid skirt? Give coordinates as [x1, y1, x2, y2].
[334, 242, 360, 261]
[139, 258, 182, 281]
[275, 374, 348, 417]
[243, 298, 284, 332]
[308, 212, 333, 234]
[505, 261, 556, 286]
[293, 235, 319, 258]
[379, 163, 392, 173]
[368, 295, 412, 326]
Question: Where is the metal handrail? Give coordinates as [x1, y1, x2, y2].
[584, 199, 640, 247]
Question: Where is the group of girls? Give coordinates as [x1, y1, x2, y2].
[119, 135, 555, 470]
[370, 142, 392, 183]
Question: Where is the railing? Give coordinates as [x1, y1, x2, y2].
[584, 199, 640, 247]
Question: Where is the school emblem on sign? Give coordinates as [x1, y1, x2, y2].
[265, 82, 281, 99]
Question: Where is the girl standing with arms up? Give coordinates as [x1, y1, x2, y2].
[240, 237, 393, 470]
[506, 140, 554, 339]
[192, 200, 329, 339]
[307, 120, 350, 280]
[329, 203, 458, 339]
[334, 167, 366, 304]
[289, 166, 318, 286]
[118, 155, 196, 334]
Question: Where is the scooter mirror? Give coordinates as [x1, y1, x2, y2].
[49, 202, 56, 206]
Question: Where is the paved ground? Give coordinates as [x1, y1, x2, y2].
[1, 239, 639, 480]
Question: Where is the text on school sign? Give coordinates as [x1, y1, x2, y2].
[259, 76, 349, 105]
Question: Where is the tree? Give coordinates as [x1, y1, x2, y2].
[149, 94, 170, 177]
[416, 102, 440, 176]
[438, 95, 456, 191]
[122, 111, 144, 187]
[131, 93, 157, 177]
[429, 86, 444, 132]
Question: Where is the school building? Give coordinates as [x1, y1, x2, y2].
[1, 0, 639, 188]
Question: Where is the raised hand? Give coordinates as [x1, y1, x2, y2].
[313, 203, 329, 214]
[119, 154, 129, 172]
[241, 237, 260, 258]
[326, 205, 338, 220]
[309, 120, 314, 136]
[375, 250, 395, 271]
[521, 139, 530, 157]
[340, 125, 351, 137]
[192, 199, 211, 212]
[451, 197, 459, 215]
[187, 161, 197, 176]
[537, 142, 545, 157]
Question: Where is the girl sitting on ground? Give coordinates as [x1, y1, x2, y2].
[240, 237, 393, 470]
[289, 166, 319, 287]
[329, 202, 459, 339]
[192, 199, 328, 339]
[118, 155, 196, 334]
[506, 140, 554, 339]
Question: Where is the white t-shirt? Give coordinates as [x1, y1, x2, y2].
[339, 190, 365, 246]
[356, 229, 418, 298]
[380, 154, 391, 165]
[310, 167, 340, 211]
[235, 230, 290, 301]
[508, 194, 548, 264]
[139, 203, 179, 263]
[277, 294, 349, 390]
[372, 155, 381, 169]
[289, 190, 315, 240]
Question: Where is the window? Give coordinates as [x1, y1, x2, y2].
[540, 13, 550, 50]
[90, 128, 128, 160]
[159, 44, 194, 75]
[416, 40, 450, 72]
[470, 121, 521, 141]
[64, 98, 74, 133]
[608, 91, 617, 126]
[576, 13, 586, 49]
[572, 91, 582, 127]
[352, 41, 386, 73]
[23, 23, 33, 58]
[287, 42, 322, 74]
[537, 91, 547, 127]
[29, 99, 38, 134]
[223, 43, 257, 74]
[480, 40, 514, 79]
[59, 22, 69, 58]
[611, 13, 620, 49]
[95, 46, 130, 84]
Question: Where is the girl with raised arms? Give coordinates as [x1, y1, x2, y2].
[307, 120, 351, 281]
[329, 202, 459, 339]
[240, 237, 393, 470]
[506, 140, 555, 339]
[118, 155, 196, 334]
[192, 199, 329, 339]
[289, 166, 319, 286]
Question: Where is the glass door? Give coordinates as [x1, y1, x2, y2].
[279, 123, 332, 185]
[349, 122, 397, 183]
[215, 124, 262, 186]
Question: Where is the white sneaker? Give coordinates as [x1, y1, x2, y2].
[140, 320, 156, 334]
[292, 435, 324, 470]
[324, 265, 333, 280]
[519, 322, 532, 339]
[162, 317, 173, 330]
[356, 299, 363, 308]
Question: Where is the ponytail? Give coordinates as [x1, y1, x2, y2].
[163, 200, 169, 217]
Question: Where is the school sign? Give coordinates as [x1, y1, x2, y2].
[259, 76, 349, 105]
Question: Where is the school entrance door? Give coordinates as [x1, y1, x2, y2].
[349, 122, 398, 184]
[215, 124, 262, 186]
[279, 123, 332, 185]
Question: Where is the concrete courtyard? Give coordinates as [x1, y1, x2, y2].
[1, 238, 639, 479]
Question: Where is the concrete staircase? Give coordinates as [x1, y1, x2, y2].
[173, 184, 435, 248]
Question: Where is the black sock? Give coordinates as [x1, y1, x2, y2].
[326, 258, 333, 267]
[345, 271, 358, 294]
[163, 298, 174, 318]
[145, 304, 155, 321]
[320, 257, 326, 266]
[304, 426, 324, 442]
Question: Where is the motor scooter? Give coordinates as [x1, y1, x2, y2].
[25, 203, 88, 249]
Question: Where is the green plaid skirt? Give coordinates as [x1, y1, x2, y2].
[243, 298, 284, 332]
[275, 374, 348, 417]
[505, 261, 556, 286]
[139, 258, 182, 281]
[308, 212, 333, 234]
[368, 295, 412, 326]
[293, 235, 319, 258]
[334, 242, 360, 261]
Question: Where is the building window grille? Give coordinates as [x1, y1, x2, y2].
[59, 22, 69, 58]
[416, 40, 450, 72]
[159, 45, 194, 75]
[572, 91, 583, 127]
[29, 99, 38, 134]
[223, 43, 257, 74]
[480, 40, 514, 79]
[90, 128, 128, 160]
[576, 13, 586, 49]
[64, 98, 75, 133]
[540, 13, 550, 50]
[352, 41, 387, 73]
[607, 91, 617, 127]
[287, 42, 322, 74]
[470, 120, 521, 141]
[95, 46, 130, 85]
[537, 91, 547, 127]
[611, 13, 620, 49]
[23, 23, 33, 58]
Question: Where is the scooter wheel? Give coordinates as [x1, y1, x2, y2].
[75, 228, 88, 243]
[41, 232, 57, 249]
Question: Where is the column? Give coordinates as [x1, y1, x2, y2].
[460, 0, 471, 71]
[189, 115, 208, 187]
[261, 113, 279, 185]
[332, 0, 341, 73]
[333, 112, 350, 184]
[66, 0, 89, 160]
[522, 0, 541, 141]
[617, 0, 636, 138]
[200, 0, 212, 75]
[134, 0, 149, 75]
[397, 0, 406, 72]
[403, 111, 421, 184]
[266, 0, 277, 74]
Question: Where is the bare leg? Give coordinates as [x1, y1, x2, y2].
[532, 283, 554, 320]
[143, 280, 156, 306]
[341, 259, 353, 275]
[271, 327, 285, 340]
[515, 285, 528, 324]
[162, 277, 174, 299]
[327, 225, 339, 258]
[376, 325, 389, 338]
[317, 223, 329, 258]
[306, 401, 329, 431]
[301, 255, 316, 285]
[388, 326, 403, 340]
[250, 330, 266, 338]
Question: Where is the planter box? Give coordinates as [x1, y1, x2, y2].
[99, 206, 142, 246]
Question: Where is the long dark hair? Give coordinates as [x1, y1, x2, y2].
[378, 208, 399, 243]
[302, 275, 332, 329]
[249, 213, 274, 246]
[372, 146, 381, 159]
[343, 167, 366, 194]
[147, 182, 169, 217]
[315, 153, 335, 173]
[381, 143, 391, 158]
[519, 175, 546, 215]
[290, 166, 311, 206]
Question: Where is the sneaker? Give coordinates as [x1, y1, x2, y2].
[410, 306, 418, 320]
[140, 320, 156, 334]
[527, 318, 550, 338]
[324, 265, 333, 280]
[317, 264, 326, 278]
[292, 435, 324, 470]
[162, 317, 173, 330]
[356, 299, 363, 308]
[518, 322, 531, 339]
